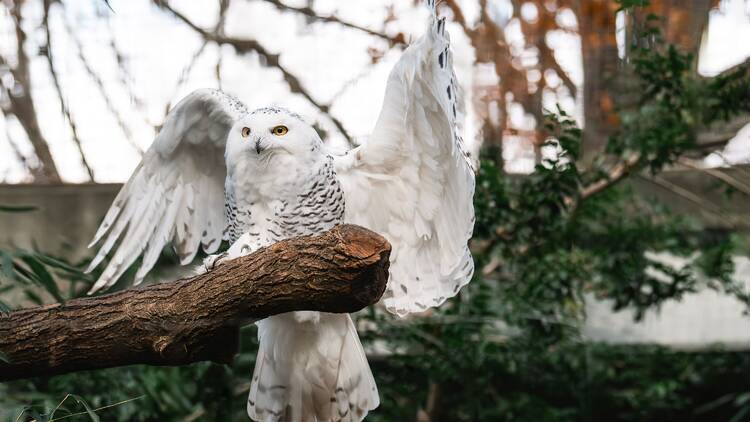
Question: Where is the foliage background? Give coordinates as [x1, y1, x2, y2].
[2, 0, 750, 421]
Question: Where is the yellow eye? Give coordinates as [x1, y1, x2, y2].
[241, 127, 251, 138]
[271, 125, 288, 136]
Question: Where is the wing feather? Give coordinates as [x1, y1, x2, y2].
[334, 1, 475, 316]
[87, 89, 247, 293]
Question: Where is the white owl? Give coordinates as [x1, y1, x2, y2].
[86, 1, 475, 420]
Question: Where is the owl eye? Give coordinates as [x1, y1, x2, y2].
[271, 125, 288, 136]
[241, 127, 251, 138]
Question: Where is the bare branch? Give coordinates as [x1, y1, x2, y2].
[106, 21, 158, 131]
[443, 0, 472, 35]
[259, 0, 402, 45]
[0, 225, 390, 382]
[215, 0, 230, 90]
[545, 48, 578, 97]
[157, 1, 354, 145]
[579, 153, 641, 200]
[43, 0, 95, 182]
[61, 10, 145, 156]
[636, 174, 726, 218]
[2, 1, 62, 183]
[678, 157, 750, 197]
[1, 116, 33, 179]
[564, 153, 642, 211]
[163, 41, 210, 121]
[696, 114, 750, 149]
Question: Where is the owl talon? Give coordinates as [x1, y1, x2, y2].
[203, 252, 229, 272]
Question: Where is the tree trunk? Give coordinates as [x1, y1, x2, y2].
[0, 224, 390, 382]
[579, 0, 621, 161]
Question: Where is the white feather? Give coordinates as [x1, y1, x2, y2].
[86, 89, 245, 293]
[334, 1, 475, 316]
[248, 313, 379, 422]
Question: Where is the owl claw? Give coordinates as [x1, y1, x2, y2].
[203, 251, 229, 272]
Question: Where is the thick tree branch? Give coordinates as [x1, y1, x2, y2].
[0, 225, 390, 382]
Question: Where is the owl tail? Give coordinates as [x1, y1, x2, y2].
[247, 312, 379, 422]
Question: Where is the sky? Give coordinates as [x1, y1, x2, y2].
[0, 0, 749, 183]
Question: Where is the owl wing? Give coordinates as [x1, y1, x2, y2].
[334, 0, 475, 317]
[86, 89, 247, 294]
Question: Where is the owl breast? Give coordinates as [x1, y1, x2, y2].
[224, 155, 345, 252]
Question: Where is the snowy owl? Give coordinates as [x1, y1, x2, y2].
[86, 1, 474, 420]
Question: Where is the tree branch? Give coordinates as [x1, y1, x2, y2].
[564, 153, 642, 211]
[62, 10, 144, 156]
[43, 0, 95, 182]
[443, 0, 471, 35]
[0, 225, 390, 382]
[579, 153, 642, 200]
[696, 113, 750, 149]
[157, 1, 354, 145]
[2, 2, 62, 183]
[259, 0, 402, 45]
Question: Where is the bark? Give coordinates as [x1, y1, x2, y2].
[579, 0, 621, 161]
[0, 224, 390, 382]
[639, 0, 717, 57]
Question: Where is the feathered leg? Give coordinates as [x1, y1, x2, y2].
[247, 312, 379, 422]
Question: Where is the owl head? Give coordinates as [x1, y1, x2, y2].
[225, 107, 324, 168]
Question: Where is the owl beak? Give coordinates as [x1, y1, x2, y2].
[255, 141, 263, 154]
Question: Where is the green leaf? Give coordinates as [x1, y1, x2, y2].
[0, 251, 14, 280]
[34, 254, 88, 277]
[0, 350, 10, 363]
[28, 408, 50, 422]
[20, 255, 63, 303]
[0, 300, 10, 313]
[25, 289, 43, 306]
[70, 395, 100, 422]
[0, 204, 38, 213]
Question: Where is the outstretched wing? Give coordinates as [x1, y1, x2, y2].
[86, 89, 247, 293]
[334, 1, 475, 317]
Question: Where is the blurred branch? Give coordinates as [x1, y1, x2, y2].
[693, 58, 750, 150]
[0, 225, 390, 382]
[43, 0, 95, 182]
[443, 0, 472, 35]
[1, 117, 32, 178]
[580, 153, 641, 200]
[162, 0, 230, 119]
[259, 0, 403, 45]
[564, 153, 642, 212]
[158, 1, 354, 144]
[542, 46, 578, 97]
[696, 114, 750, 149]
[678, 157, 750, 197]
[214, 0, 230, 90]
[163, 41, 210, 121]
[0, 1, 62, 183]
[106, 21, 158, 131]
[637, 173, 725, 218]
[61, 8, 145, 156]
[417, 381, 443, 422]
